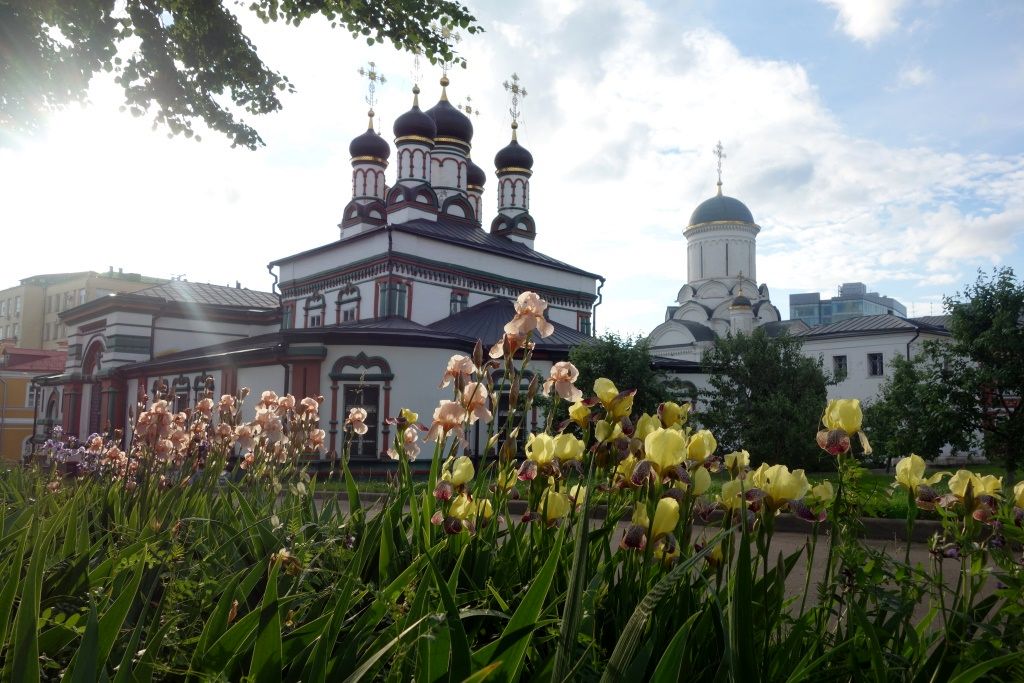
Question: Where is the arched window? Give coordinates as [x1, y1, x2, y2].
[337, 284, 361, 323]
[304, 293, 326, 328]
[192, 375, 214, 405]
[329, 353, 394, 459]
[171, 375, 191, 413]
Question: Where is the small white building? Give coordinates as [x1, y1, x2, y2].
[794, 315, 951, 401]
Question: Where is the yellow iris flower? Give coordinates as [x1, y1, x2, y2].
[632, 497, 680, 540]
[552, 433, 585, 462]
[525, 433, 556, 466]
[894, 454, 946, 494]
[751, 463, 810, 508]
[687, 430, 717, 464]
[594, 377, 634, 420]
[442, 456, 475, 487]
[644, 428, 685, 475]
[823, 399, 862, 435]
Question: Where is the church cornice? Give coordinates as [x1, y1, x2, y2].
[280, 251, 597, 310]
[684, 222, 760, 236]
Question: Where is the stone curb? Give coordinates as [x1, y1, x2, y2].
[314, 491, 943, 543]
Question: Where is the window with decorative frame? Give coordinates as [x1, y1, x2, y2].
[450, 291, 469, 315]
[171, 376, 191, 413]
[342, 384, 380, 458]
[304, 293, 326, 328]
[337, 285, 361, 323]
[377, 281, 409, 318]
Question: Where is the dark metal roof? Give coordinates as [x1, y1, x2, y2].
[794, 314, 951, 338]
[429, 297, 593, 350]
[688, 193, 755, 226]
[760, 321, 799, 338]
[650, 355, 703, 372]
[666, 319, 717, 342]
[134, 281, 279, 309]
[392, 217, 602, 279]
[349, 126, 390, 161]
[909, 315, 951, 331]
[495, 137, 534, 171]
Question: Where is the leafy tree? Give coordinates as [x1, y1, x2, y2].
[569, 332, 688, 416]
[1, 0, 480, 148]
[862, 348, 977, 466]
[945, 267, 1024, 481]
[699, 329, 830, 470]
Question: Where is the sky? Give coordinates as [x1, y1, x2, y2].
[1, 0, 1022, 335]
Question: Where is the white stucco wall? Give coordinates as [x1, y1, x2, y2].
[798, 332, 943, 404]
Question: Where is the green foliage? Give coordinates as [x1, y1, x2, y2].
[0, 0, 481, 148]
[864, 349, 976, 463]
[946, 267, 1024, 479]
[569, 332, 690, 415]
[700, 329, 830, 469]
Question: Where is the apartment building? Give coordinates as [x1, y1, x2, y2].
[0, 269, 166, 350]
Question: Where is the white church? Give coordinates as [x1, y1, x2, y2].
[648, 148, 952, 405]
[38, 74, 601, 462]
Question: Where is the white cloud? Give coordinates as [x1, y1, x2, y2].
[818, 0, 906, 44]
[896, 63, 934, 88]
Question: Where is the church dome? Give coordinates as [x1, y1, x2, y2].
[730, 294, 752, 308]
[467, 158, 486, 187]
[495, 127, 534, 171]
[349, 119, 390, 162]
[426, 79, 473, 146]
[688, 193, 754, 226]
[393, 87, 436, 140]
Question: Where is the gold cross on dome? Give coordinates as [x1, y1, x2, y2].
[357, 61, 386, 111]
[713, 140, 726, 194]
[430, 22, 462, 76]
[458, 96, 479, 118]
[503, 73, 528, 127]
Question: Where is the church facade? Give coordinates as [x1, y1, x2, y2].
[38, 77, 602, 462]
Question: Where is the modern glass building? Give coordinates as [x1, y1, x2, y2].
[789, 282, 907, 327]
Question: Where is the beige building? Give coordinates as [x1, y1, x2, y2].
[0, 270, 166, 350]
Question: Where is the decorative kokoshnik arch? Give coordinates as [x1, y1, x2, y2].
[327, 352, 394, 458]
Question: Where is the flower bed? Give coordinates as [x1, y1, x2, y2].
[4, 292, 1023, 681]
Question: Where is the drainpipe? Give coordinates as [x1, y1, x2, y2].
[30, 378, 40, 461]
[0, 377, 6, 461]
[267, 262, 282, 330]
[906, 328, 920, 360]
[592, 277, 606, 335]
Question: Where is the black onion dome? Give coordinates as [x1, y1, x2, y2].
[426, 98, 473, 145]
[731, 294, 752, 307]
[688, 192, 754, 226]
[467, 158, 486, 187]
[393, 89, 436, 140]
[495, 137, 534, 171]
[349, 124, 390, 161]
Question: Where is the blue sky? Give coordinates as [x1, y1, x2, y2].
[1, 0, 1021, 333]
